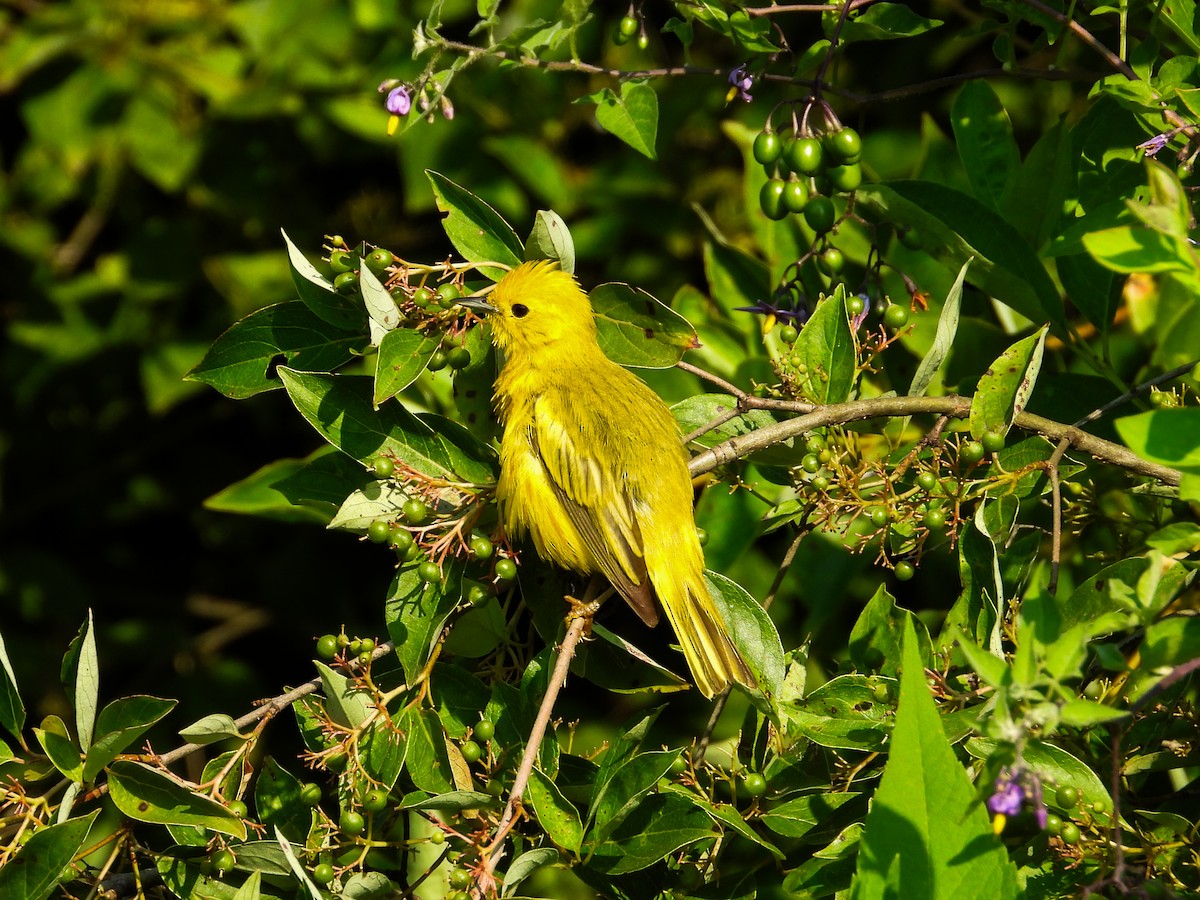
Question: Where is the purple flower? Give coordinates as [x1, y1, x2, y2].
[727, 64, 753, 103]
[386, 86, 412, 117]
[987, 771, 1024, 816]
[737, 295, 810, 326]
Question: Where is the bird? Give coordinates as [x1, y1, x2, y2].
[467, 260, 755, 697]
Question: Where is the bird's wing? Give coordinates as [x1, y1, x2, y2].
[530, 402, 658, 626]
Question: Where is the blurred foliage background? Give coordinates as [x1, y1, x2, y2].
[0, 0, 1110, 758]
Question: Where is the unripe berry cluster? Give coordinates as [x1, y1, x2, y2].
[755, 121, 862, 231]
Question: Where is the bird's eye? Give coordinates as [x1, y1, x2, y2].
[511, 303, 529, 318]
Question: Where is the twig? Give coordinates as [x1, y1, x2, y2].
[477, 579, 603, 895]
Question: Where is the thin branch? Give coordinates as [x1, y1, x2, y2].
[1017, 0, 1135, 79]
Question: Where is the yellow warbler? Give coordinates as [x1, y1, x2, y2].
[473, 260, 754, 697]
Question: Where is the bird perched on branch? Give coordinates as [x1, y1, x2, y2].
[466, 260, 754, 697]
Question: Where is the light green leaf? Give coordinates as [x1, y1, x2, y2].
[761, 792, 860, 839]
[108, 760, 247, 838]
[838, 2, 943, 41]
[386, 561, 463, 685]
[426, 171, 523, 281]
[274, 825, 323, 900]
[852, 620, 1017, 899]
[909, 259, 969, 398]
[524, 209, 576, 273]
[590, 282, 697, 368]
[282, 229, 366, 331]
[0, 810, 100, 900]
[314, 661, 373, 729]
[82, 695, 176, 783]
[707, 571, 786, 708]
[502, 848, 560, 897]
[327, 479, 409, 532]
[969, 326, 1048, 440]
[359, 262, 401, 332]
[35, 716, 82, 782]
[74, 611, 98, 754]
[204, 450, 353, 525]
[1115, 408, 1200, 472]
[591, 81, 658, 159]
[178, 713, 244, 745]
[527, 766, 583, 855]
[0, 630, 24, 741]
[792, 286, 856, 403]
[231, 871, 262, 900]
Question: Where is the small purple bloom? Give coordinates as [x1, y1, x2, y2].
[851, 293, 870, 331]
[727, 64, 753, 103]
[987, 772, 1024, 816]
[737, 295, 809, 325]
[386, 86, 412, 117]
[1136, 133, 1170, 157]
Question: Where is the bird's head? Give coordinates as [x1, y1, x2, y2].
[468, 260, 597, 356]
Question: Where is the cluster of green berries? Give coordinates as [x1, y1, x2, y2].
[614, 12, 648, 49]
[315, 632, 377, 666]
[754, 123, 863, 230]
[328, 237, 395, 295]
[1043, 784, 1108, 848]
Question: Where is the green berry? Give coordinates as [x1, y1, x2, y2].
[670, 755, 688, 776]
[883, 304, 909, 329]
[960, 441, 986, 465]
[449, 867, 472, 889]
[359, 637, 375, 653]
[403, 498, 430, 525]
[300, 783, 322, 806]
[827, 163, 863, 192]
[447, 347, 472, 370]
[981, 431, 1006, 453]
[922, 508, 947, 529]
[869, 507, 890, 528]
[436, 283, 463, 308]
[742, 773, 767, 797]
[370, 456, 394, 478]
[329, 235, 346, 248]
[429, 829, 446, 845]
[696, 527, 709, 546]
[811, 475, 830, 491]
[917, 471, 938, 492]
[779, 324, 799, 343]
[753, 131, 782, 166]
[819, 247, 845, 275]
[826, 127, 863, 163]
[847, 293, 866, 315]
[636, 32, 649, 50]
[782, 177, 809, 214]
[494, 558, 518, 582]
[227, 799, 247, 818]
[362, 789, 388, 813]
[803, 195, 836, 233]
[418, 560, 441, 583]
[427, 350, 448, 372]
[1055, 786, 1080, 809]
[470, 535, 494, 560]
[461, 740, 483, 763]
[801, 454, 821, 474]
[348, 639, 363, 655]
[367, 520, 390, 543]
[366, 248, 394, 273]
[617, 15, 638, 38]
[894, 560, 916, 581]
[339, 809, 365, 836]
[899, 227, 923, 250]
[760, 179, 788, 220]
[312, 863, 335, 885]
[1045, 813, 1063, 835]
[211, 849, 235, 873]
[333, 271, 359, 295]
[786, 137, 823, 175]
[474, 719, 496, 742]
[389, 527, 413, 552]
[316, 634, 339, 659]
[411, 286, 434, 308]
[329, 250, 354, 274]
[357, 650, 373, 666]
[1059, 821, 1081, 845]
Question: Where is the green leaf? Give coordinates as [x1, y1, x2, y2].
[590, 283, 698, 369]
[761, 792, 860, 839]
[908, 259, 968, 398]
[589, 748, 678, 843]
[0, 810, 100, 900]
[386, 561, 463, 685]
[792, 286, 856, 403]
[1057, 253, 1118, 335]
[277, 369, 496, 483]
[328, 479, 409, 532]
[178, 713, 244, 745]
[204, 451, 349, 525]
[856, 181, 1064, 329]
[107, 760, 247, 839]
[951, 81, 1020, 211]
[273, 825, 323, 900]
[848, 585, 933, 679]
[82, 695, 176, 783]
[852, 620, 1017, 899]
[429, 663, 490, 739]
[503, 848, 560, 898]
[966, 738, 1116, 823]
[282, 230, 367, 332]
[255, 756, 312, 843]
[524, 209, 575, 273]
[441, 596, 506, 659]
[360, 717, 407, 792]
[783, 674, 892, 751]
[1001, 121, 1074, 250]
[426, 170, 523, 281]
[839, 2, 943, 41]
[0, 630, 25, 741]
[1058, 698, 1128, 727]
[314, 661, 372, 729]
[571, 623, 690, 694]
[404, 707, 456, 794]
[527, 766, 583, 855]
[73, 611, 98, 754]
[35, 715, 82, 782]
[729, 10, 779, 51]
[400, 790, 495, 811]
[1082, 225, 1197, 275]
[231, 871, 262, 900]
[969, 326, 1048, 440]
[358, 262, 401, 335]
[272, 448, 375, 521]
[585, 793, 715, 875]
[707, 572, 787, 707]
[1115, 408, 1200, 472]
[187, 301, 367, 399]
[590, 81, 658, 160]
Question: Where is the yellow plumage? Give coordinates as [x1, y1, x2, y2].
[482, 261, 754, 698]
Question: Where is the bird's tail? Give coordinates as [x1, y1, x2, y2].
[656, 570, 756, 698]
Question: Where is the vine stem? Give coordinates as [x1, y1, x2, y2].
[477, 577, 604, 896]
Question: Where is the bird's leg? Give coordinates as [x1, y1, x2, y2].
[477, 575, 606, 895]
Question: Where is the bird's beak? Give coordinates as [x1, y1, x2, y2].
[458, 297, 497, 315]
